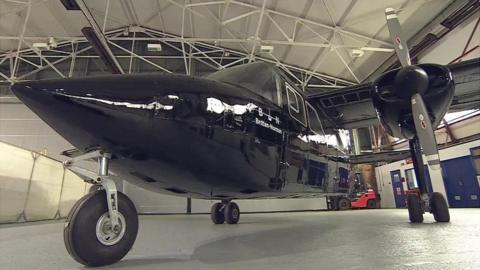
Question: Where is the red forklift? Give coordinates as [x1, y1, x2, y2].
[327, 172, 380, 210]
[351, 188, 380, 209]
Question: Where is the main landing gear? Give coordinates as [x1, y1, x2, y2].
[63, 150, 138, 267]
[406, 137, 450, 223]
[210, 201, 240, 224]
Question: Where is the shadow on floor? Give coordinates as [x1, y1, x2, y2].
[104, 220, 376, 269]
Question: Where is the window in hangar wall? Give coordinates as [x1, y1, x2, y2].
[405, 166, 433, 192]
[307, 160, 326, 187]
[471, 147, 480, 185]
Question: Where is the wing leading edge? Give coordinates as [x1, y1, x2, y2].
[307, 57, 480, 132]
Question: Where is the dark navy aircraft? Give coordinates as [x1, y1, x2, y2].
[10, 8, 480, 267]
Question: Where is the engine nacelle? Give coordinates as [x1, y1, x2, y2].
[372, 64, 455, 140]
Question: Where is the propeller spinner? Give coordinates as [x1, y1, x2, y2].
[384, 8, 441, 170]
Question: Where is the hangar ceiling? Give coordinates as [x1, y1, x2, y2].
[0, 0, 476, 92]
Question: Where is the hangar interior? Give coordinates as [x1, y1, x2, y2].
[0, 0, 480, 269]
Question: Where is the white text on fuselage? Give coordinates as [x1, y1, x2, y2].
[255, 117, 282, 134]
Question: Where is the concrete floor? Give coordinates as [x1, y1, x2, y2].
[1, 209, 480, 270]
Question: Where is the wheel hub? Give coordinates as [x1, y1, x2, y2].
[232, 208, 239, 219]
[96, 212, 126, 246]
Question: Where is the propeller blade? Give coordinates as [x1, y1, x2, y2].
[385, 8, 411, 67]
[411, 93, 441, 170]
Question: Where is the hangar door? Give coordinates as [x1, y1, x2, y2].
[442, 149, 480, 208]
[390, 170, 405, 208]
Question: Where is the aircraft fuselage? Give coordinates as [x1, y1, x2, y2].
[13, 72, 350, 200]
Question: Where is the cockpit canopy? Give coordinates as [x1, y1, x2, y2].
[207, 62, 280, 105]
[208, 62, 327, 137]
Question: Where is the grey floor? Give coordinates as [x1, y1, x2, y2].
[1, 209, 480, 270]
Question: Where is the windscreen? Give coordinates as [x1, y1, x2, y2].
[207, 62, 278, 104]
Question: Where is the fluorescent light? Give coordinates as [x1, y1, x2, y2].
[351, 49, 364, 57]
[360, 47, 395, 52]
[147, 43, 162, 52]
[259, 45, 274, 53]
[32, 42, 49, 49]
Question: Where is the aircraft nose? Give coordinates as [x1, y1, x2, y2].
[11, 81, 33, 100]
[10, 76, 164, 153]
[11, 79, 94, 150]
[11, 81, 54, 112]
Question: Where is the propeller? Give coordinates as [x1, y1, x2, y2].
[385, 8, 441, 170]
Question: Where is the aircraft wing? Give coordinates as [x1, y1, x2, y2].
[306, 57, 480, 133]
[346, 149, 411, 164]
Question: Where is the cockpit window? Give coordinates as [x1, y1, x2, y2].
[207, 62, 279, 106]
[306, 102, 325, 135]
[285, 83, 307, 127]
[286, 85, 300, 113]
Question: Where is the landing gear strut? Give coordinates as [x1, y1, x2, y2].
[407, 137, 450, 223]
[210, 201, 240, 224]
[63, 150, 139, 266]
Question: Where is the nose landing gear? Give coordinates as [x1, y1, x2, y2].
[210, 201, 240, 224]
[406, 138, 450, 223]
[63, 150, 139, 267]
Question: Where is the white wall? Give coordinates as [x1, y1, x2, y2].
[376, 139, 480, 208]
[419, 13, 480, 64]
[0, 102, 72, 160]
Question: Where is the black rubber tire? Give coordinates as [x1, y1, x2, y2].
[64, 190, 138, 267]
[210, 203, 225, 224]
[64, 191, 96, 258]
[367, 199, 376, 209]
[430, 192, 450, 222]
[407, 194, 424, 223]
[224, 202, 240, 224]
[337, 197, 351, 210]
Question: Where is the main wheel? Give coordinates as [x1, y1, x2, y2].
[224, 202, 240, 224]
[337, 197, 351, 210]
[367, 199, 376, 209]
[407, 194, 424, 223]
[64, 190, 138, 267]
[210, 202, 225, 224]
[430, 192, 450, 222]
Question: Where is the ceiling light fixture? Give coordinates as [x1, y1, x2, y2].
[32, 42, 50, 50]
[259, 45, 274, 53]
[351, 49, 365, 57]
[360, 47, 395, 52]
[147, 43, 162, 52]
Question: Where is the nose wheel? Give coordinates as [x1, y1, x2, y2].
[64, 190, 138, 266]
[406, 192, 424, 223]
[429, 192, 450, 222]
[210, 201, 240, 224]
[406, 191, 450, 223]
[406, 137, 450, 223]
[63, 150, 139, 266]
